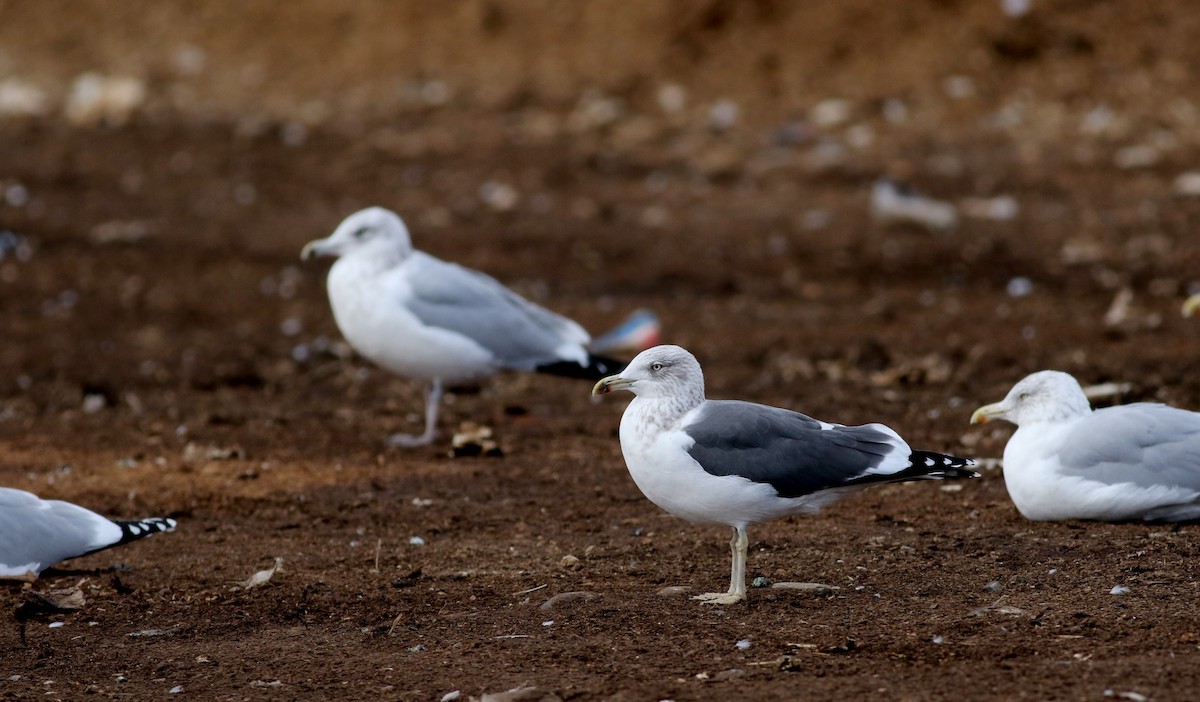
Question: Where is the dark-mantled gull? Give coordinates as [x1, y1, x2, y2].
[592, 345, 977, 605]
[302, 207, 657, 447]
[971, 370, 1200, 522]
[0, 487, 176, 581]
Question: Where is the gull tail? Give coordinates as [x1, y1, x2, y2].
[535, 354, 625, 382]
[106, 517, 178, 550]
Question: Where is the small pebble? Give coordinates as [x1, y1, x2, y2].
[751, 576, 772, 588]
[408, 536, 426, 546]
[539, 591, 600, 611]
[735, 639, 751, 650]
[1110, 585, 1131, 595]
[1006, 277, 1033, 298]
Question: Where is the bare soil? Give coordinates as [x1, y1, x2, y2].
[2, 2, 1200, 700]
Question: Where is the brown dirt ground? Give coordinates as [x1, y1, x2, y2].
[3, 2, 1200, 700]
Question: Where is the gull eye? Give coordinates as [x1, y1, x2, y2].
[1018, 392, 1030, 400]
[353, 226, 370, 239]
[650, 362, 664, 372]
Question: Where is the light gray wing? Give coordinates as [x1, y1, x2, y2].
[1058, 403, 1200, 489]
[683, 400, 912, 498]
[401, 253, 590, 369]
[0, 488, 120, 577]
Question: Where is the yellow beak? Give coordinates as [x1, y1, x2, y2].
[970, 402, 1006, 425]
[592, 375, 633, 396]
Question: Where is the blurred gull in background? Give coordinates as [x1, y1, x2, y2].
[303, 207, 658, 447]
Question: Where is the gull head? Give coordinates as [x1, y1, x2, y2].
[301, 207, 414, 260]
[592, 344, 705, 403]
[971, 370, 1092, 426]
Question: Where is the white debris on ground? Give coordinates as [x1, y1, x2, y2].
[870, 179, 959, 232]
[64, 73, 147, 126]
[236, 557, 283, 590]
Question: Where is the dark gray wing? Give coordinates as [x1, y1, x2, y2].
[683, 400, 912, 498]
[402, 253, 590, 369]
[1058, 403, 1200, 489]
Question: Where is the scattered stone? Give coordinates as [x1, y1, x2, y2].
[183, 443, 246, 462]
[250, 680, 284, 688]
[0, 78, 50, 117]
[810, 98, 852, 128]
[960, 195, 1019, 221]
[538, 591, 600, 611]
[441, 691, 462, 702]
[479, 181, 519, 212]
[735, 639, 752, 650]
[969, 605, 1027, 617]
[1110, 585, 1132, 595]
[983, 580, 1003, 593]
[1173, 171, 1200, 196]
[450, 422, 503, 457]
[769, 582, 839, 595]
[558, 554, 582, 571]
[709, 668, 746, 682]
[65, 73, 146, 126]
[1103, 690, 1149, 702]
[90, 220, 154, 245]
[751, 576, 772, 588]
[1006, 277, 1034, 298]
[1113, 144, 1159, 169]
[870, 180, 958, 232]
[127, 628, 180, 638]
[479, 684, 563, 702]
[708, 99, 739, 131]
[656, 586, 690, 597]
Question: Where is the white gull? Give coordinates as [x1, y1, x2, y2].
[972, 370, 1200, 522]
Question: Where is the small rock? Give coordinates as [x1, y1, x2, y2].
[769, 582, 839, 594]
[558, 554, 582, 571]
[655, 586, 690, 597]
[709, 668, 746, 682]
[538, 591, 600, 611]
[735, 639, 751, 650]
[1110, 585, 1132, 595]
[810, 98, 852, 128]
[983, 580, 1003, 593]
[1173, 171, 1200, 196]
[1006, 277, 1033, 298]
[479, 684, 563, 702]
[751, 576, 772, 588]
[870, 179, 958, 232]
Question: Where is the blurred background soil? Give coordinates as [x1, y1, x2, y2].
[1, 1, 1200, 700]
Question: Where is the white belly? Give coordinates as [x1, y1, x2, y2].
[326, 258, 498, 382]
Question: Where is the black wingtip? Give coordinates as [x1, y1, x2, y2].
[902, 451, 980, 481]
[535, 354, 627, 382]
[112, 517, 177, 547]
